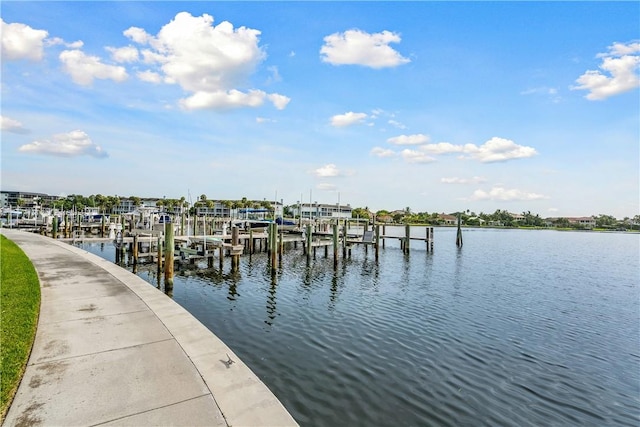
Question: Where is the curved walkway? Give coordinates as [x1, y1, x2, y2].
[1, 229, 298, 427]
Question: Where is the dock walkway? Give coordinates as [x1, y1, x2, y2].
[1, 229, 298, 427]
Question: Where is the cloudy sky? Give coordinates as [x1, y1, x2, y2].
[1, 2, 638, 217]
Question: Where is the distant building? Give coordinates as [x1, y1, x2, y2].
[437, 213, 457, 225]
[194, 200, 232, 217]
[568, 216, 596, 228]
[292, 203, 352, 219]
[509, 213, 525, 222]
[545, 216, 597, 229]
[1, 190, 59, 209]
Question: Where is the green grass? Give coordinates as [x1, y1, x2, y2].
[0, 235, 40, 420]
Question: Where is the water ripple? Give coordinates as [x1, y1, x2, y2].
[80, 229, 640, 427]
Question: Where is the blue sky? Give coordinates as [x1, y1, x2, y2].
[1, 1, 638, 218]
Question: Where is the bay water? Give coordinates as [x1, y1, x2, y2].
[81, 227, 639, 426]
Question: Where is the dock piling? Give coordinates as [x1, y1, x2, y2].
[164, 223, 174, 287]
[456, 214, 463, 247]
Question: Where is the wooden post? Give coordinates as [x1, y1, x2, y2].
[249, 228, 254, 254]
[231, 226, 240, 271]
[52, 216, 58, 239]
[332, 223, 338, 266]
[157, 236, 163, 272]
[133, 234, 139, 265]
[430, 227, 434, 251]
[277, 224, 283, 267]
[306, 224, 312, 261]
[342, 220, 348, 258]
[382, 224, 386, 248]
[375, 224, 380, 260]
[101, 215, 105, 237]
[272, 223, 279, 269]
[426, 227, 430, 252]
[164, 222, 174, 287]
[456, 213, 463, 247]
[404, 224, 410, 254]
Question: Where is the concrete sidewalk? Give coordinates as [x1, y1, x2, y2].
[1, 229, 298, 427]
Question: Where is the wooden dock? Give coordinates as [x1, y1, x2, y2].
[22, 219, 437, 282]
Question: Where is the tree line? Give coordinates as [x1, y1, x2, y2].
[35, 194, 639, 230]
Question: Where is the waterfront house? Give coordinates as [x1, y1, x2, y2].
[437, 213, 457, 225]
[568, 216, 596, 228]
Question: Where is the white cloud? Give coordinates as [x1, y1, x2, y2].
[1, 19, 48, 61]
[401, 149, 435, 164]
[317, 183, 337, 191]
[67, 40, 84, 49]
[179, 89, 289, 111]
[421, 142, 464, 154]
[572, 40, 640, 100]
[267, 65, 281, 83]
[45, 37, 83, 49]
[320, 29, 410, 68]
[331, 112, 368, 127]
[18, 130, 108, 158]
[137, 70, 162, 83]
[462, 137, 537, 163]
[1, 116, 28, 133]
[106, 45, 139, 63]
[370, 147, 395, 158]
[59, 50, 128, 86]
[267, 93, 291, 110]
[379, 136, 536, 163]
[520, 86, 562, 103]
[123, 27, 151, 44]
[469, 186, 547, 201]
[388, 119, 406, 129]
[313, 164, 341, 177]
[122, 12, 288, 111]
[603, 41, 640, 57]
[387, 134, 430, 145]
[256, 117, 276, 124]
[441, 176, 486, 184]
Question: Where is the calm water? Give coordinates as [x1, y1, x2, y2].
[81, 228, 640, 426]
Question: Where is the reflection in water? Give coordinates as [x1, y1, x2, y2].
[266, 274, 278, 325]
[77, 230, 640, 427]
[329, 270, 338, 308]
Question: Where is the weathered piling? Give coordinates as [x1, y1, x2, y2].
[456, 214, 463, 247]
[306, 224, 313, 261]
[268, 223, 278, 270]
[333, 223, 339, 266]
[164, 222, 174, 286]
[375, 224, 380, 260]
[157, 236, 163, 272]
[404, 224, 410, 254]
[342, 221, 348, 258]
[132, 234, 139, 265]
[231, 225, 240, 271]
[52, 216, 58, 239]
